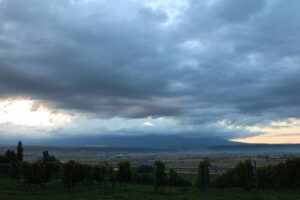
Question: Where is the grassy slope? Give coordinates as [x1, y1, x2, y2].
[1, 178, 300, 200]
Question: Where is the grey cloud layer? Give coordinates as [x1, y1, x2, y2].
[1, 0, 300, 138]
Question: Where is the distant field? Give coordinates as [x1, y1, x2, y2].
[0, 145, 293, 174]
[13, 155, 288, 176]
[24, 156, 291, 174]
[1, 178, 300, 200]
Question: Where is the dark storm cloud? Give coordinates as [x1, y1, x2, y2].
[214, 0, 266, 22]
[1, 0, 300, 138]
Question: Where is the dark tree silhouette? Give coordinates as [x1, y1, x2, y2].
[93, 165, 106, 183]
[117, 161, 131, 191]
[168, 169, 178, 186]
[83, 164, 93, 188]
[42, 150, 57, 163]
[40, 151, 60, 182]
[62, 160, 85, 188]
[154, 160, 166, 192]
[137, 165, 154, 173]
[235, 159, 254, 189]
[109, 166, 117, 190]
[132, 166, 154, 185]
[22, 161, 46, 186]
[5, 150, 17, 163]
[196, 159, 210, 191]
[17, 141, 23, 162]
[213, 159, 254, 189]
[256, 158, 300, 189]
[102, 162, 109, 194]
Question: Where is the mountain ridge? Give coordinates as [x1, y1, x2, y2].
[34, 134, 237, 148]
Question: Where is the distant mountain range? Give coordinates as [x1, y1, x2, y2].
[1, 134, 238, 148]
[2, 134, 300, 155]
[38, 134, 237, 148]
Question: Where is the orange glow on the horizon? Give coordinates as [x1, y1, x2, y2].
[233, 127, 300, 144]
[232, 134, 300, 144]
[229, 118, 300, 144]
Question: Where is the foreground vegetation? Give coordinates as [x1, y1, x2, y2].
[1, 177, 300, 200]
[1, 141, 300, 199]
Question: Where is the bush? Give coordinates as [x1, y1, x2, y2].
[9, 162, 21, 179]
[62, 160, 85, 188]
[22, 161, 46, 186]
[213, 159, 254, 189]
[5, 150, 17, 163]
[176, 176, 192, 187]
[133, 172, 154, 185]
[257, 158, 300, 189]
[93, 165, 106, 183]
[0, 163, 10, 177]
[137, 165, 154, 173]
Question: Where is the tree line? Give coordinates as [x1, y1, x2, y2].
[0, 141, 192, 192]
[1, 141, 300, 192]
[210, 158, 300, 189]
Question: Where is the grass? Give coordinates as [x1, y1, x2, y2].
[1, 178, 300, 200]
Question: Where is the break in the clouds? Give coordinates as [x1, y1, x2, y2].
[0, 0, 300, 143]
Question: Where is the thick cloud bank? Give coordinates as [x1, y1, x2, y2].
[1, 0, 300, 142]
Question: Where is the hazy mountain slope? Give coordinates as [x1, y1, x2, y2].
[37, 134, 237, 148]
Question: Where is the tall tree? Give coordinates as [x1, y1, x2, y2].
[154, 160, 166, 192]
[42, 150, 50, 162]
[5, 150, 17, 163]
[117, 161, 131, 191]
[103, 162, 109, 194]
[41, 151, 60, 181]
[17, 141, 23, 162]
[196, 158, 210, 191]
[240, 159, 254, 189]
[168, 169, 178, 186]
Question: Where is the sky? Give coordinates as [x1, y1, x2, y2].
[0, 0, 300, 144]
